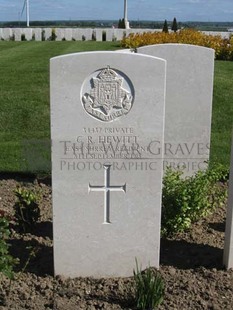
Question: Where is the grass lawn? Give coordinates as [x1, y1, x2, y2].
[0, 41, 232, 173]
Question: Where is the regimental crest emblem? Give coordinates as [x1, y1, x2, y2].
[82, 66, 134, 122]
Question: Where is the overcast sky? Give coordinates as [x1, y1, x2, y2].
[0, 0, 232, 22]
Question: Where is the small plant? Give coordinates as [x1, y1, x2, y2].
[133, 260, 164, 310]
[14, 187, 40, 233]
[51, 28, 57, 41]
[41, 30, 45, 41]
[162, 164, 228, 236]
[102, 31, 106, 41]
[21, 34, 26, 41]
[0, 210, 17, 279]
[9, 34, 15, 41]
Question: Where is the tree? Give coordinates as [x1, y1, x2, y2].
[172, 17, 178, 32]
[118, 18, 125, 29]
[162, 20, 168, 33]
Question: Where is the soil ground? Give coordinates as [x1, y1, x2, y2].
[0, 174, 232, 310]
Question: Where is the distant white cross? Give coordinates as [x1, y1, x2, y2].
[124, 0, 130, 29]
[88, 165, 126, 224]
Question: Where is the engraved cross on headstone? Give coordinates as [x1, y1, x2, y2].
[88, 164, 126, 224]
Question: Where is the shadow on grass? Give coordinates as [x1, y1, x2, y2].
[160, 238, 223, 270]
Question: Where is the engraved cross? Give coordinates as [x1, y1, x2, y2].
[88, 164, 126, 224]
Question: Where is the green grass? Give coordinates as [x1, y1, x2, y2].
[0, 41, 121, 172]
[0, 42, 232, 173]
[210, 60, 233, 167]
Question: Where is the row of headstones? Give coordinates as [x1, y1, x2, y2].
[0, 28, 159, 42]
[0, 28, 230, 42]
[50, 43, 232, 278]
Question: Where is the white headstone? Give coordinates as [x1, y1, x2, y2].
[72, 29, 82, 41]
[2, 28, 12, 40]
[14, 28, 22, 41]
[137, 44, 214, 176]
[33, 28, 42, 41]
[64, 28, 73, 41]
[51, 51, 166, 277]
[105, 29, 113, 41]
[55, 28, 65, 41]
[81, 29, 93, 41]
[23, 28, 33, 41]
[223, 132, 233, 269]
[42, 28, 52, 41]
[95, 29, 102, 41]
[114, 29, 125, 41]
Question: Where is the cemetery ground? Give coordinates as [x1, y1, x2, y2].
[0, 174, 233, 309]
[0, 41, 233, 309]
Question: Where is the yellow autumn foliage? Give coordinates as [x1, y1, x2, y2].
[121, 29, 233, 60]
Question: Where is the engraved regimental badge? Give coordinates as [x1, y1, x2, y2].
[81, 66, 134, 122]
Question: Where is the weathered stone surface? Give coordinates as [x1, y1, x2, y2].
[51, 51, 166, 277]
[137, 44, 214, 176]
[224, 132, 233, 269]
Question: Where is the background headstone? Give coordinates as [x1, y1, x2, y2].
[33, 28, 42, 41]
[105, 29, 113, 41]
[51, 51, 166, 277]
[55, 28, 65, 41]
[114, 29, 125, 41]
[2, 28, 12, 40]
[223, 131, 233, 269]
[137, 44, 214, 176]
[42, 28, 52, 41]
[14, 28, 22, 41]
[95, 29, 102, 41]
[72, 29, 82, 41]
[23, 28, 33, 41]
[64, 29, 73, 41]
[81, 29, 93, 41]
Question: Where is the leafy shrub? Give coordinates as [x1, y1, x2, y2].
[21, 34, 26, 41]
[41, 30, 45, 41]
[14, 188, 40, 233]
[133, 260, 164, 310]
[0, 210, 17, 279]
[121, 29, 233, 60]
[161, 165, 228, 236]
[50, 28, 57, 41]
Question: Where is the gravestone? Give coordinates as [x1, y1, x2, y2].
[55, 28, 65, 41]
[81, 29, 93, 41]
[14, 28, 22, 41]
[64, 29, 73, 41]
[137, 44, 214, 176]
[2, 28, 12, 40]
[105, 29, 113, 41]
[114, 29, 125, 41]
[23, 28, 32, 41]
[33, 28, 42, 41]
[72, 29, 82, 41]
[51, 51, 166, 277]
[42, 28, 51, 41]
[223, 132, 233, 269]
[95, 29, 102, 41]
